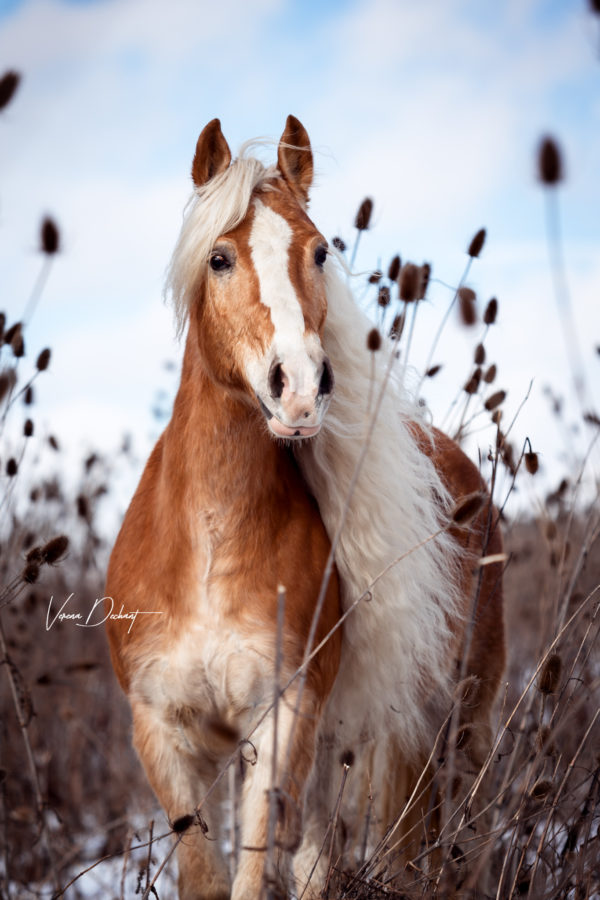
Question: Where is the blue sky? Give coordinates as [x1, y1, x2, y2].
[1, 0, 598, 515]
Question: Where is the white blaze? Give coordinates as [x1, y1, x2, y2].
[248, 200, 318, 396]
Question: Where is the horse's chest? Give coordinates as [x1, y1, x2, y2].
[133, 601, 274, 753]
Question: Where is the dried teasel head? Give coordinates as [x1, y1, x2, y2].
[483, 364, 497, 384]
[6, 458, 18, 477]
[387, 254, 401, 282]
[538, 136, 563, 186]
[0, 71, 20, 111]
[467, 228, 486, 258]
[474, 343, 485, 365]
[389, 312, 405, 341]
[36, 348, 51, 371]
[463, 368, 482, 395]
[354, 197, 373, 231]
[41, 535, 69, 565]
[367, 328, 382, 352]
[426, 364, 442, 378]
[22, 563, 40, 585]
[23, 419, 34, 438]
[368, 269, 383, 284]
[529, 779, 553, 801]
[458, 287, 477, 326]
[377, 285, 390, 308]
[399, 263, 420, 302]
[483, 297, 498, 325]
[538, 653, 562, 694]
[332, 236, 346, 252]
[485, 390, 506, 411]
[418, 262, 431, 299]
[40, 217, 60, 255]
[525, 451, 539, 475]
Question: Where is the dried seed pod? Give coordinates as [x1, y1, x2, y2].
[6, 458, 18, 476]
[483, 297, 498, 325]
[0, 71, 20, 111]
[399, 263, 420, 302]
[368, 269, 382, 284]
[23, 419, 34, 437]
[0, 370, 17, 404]
[332, 236, 346, 252]
[355, 197, 373, 231]
[458, 287, 477, 326]
[24, 385, 34, 405]
[485, 390, 506, 411]
[467, 228, 486, 258]
[171, 814, 195, 833]
[525, 451, 539, 474]
[418, 262, 431, 299]
[538, 652, 562, 694]
[529, 779, 553, 801]
[538, 136, 563, 186]
[451, 491, 486, 526]
[491, 409, 502, 425]
[426, 364, 442, 378]
[483, 364, 497, 384]
[42, 535, 69, 564]
[36, 348, 51, 371]
[48, 435, 60, 451]
[474, 343, 485, 365]
[76, 495, 90, 521]
[464, 368, 482, 395]
[40, 217, 60, 255]
[367, 328, 381, 352]
[387, 254, 401, 282]
[377, 285, 390, 307]
[389, 312, 405, 341]
[22, 563, 40, 585]
[339, 749, 355, 767]
[26, 546, 44, 564]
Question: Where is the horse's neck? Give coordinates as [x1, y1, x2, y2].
[161, 333, 283, 519]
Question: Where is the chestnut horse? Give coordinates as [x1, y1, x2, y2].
[105, 116, 505, 899]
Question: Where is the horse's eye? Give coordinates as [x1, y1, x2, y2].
[314, 246, 327, 268]
[209, 253, 231, 272]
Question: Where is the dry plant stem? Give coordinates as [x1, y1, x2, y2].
[57, 829, 174, 896]
[419, 256, 472, 396]
[143, 819, 154, 895]
[460, 590, 599, 841]
[322, 762, 351, 898]
[526, 707, 600, 899]
[22, 255, 54, 325]
[400, 300, 418, 386]
[120, 830, 133, 900]
[264, 587, 286, 900]
[543, 189, 590, 414]
[0, 616, 60, 894]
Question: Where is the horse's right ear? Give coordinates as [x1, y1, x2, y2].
[191, 119, 232, 187]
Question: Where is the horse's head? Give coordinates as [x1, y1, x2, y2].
[180, 116, 334, 440]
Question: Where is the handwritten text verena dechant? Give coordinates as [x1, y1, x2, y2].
[46, 594, 162, 634]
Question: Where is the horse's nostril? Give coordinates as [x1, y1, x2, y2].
[318, 358, 334, 397]
[268, 361, 284, 399]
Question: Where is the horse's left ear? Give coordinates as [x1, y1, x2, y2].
[278, 115, 313, 205]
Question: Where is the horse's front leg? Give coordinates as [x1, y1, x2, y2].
[232, 687, 321, 900]
[132, 702, 231, 900]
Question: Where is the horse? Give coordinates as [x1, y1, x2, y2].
[105, 115, 505, 900]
